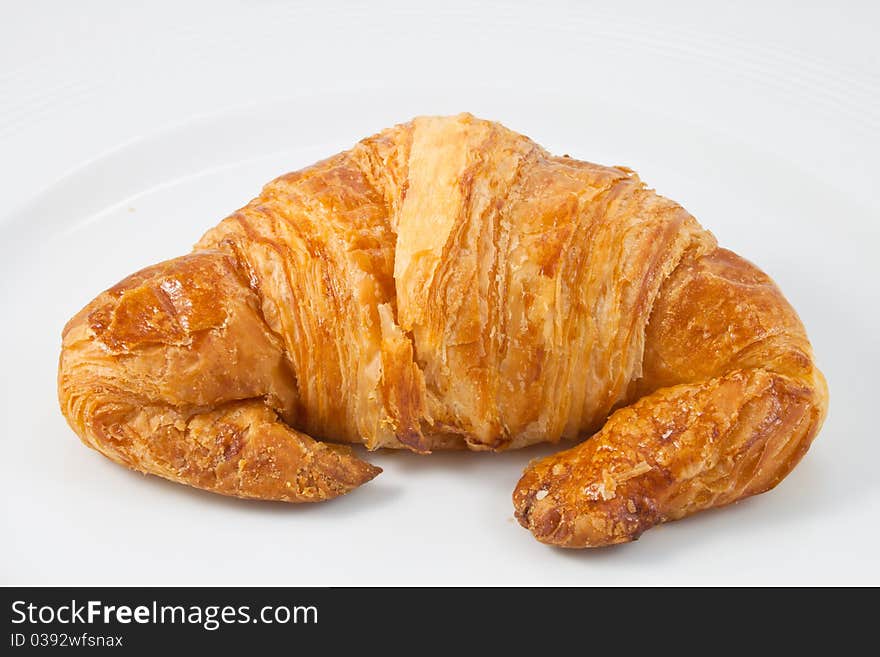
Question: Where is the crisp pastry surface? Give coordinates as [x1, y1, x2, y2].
[58, 114, 828, 546]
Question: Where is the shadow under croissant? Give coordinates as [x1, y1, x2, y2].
[86, 432, 833, 545]
[86, 438, 564, 515]
[370, 440, 563, 475]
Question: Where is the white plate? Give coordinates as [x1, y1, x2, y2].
[2, 2, 878, 585]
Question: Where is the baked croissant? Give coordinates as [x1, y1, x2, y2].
[58, 114, 828, 547]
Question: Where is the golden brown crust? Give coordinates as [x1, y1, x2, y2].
[59, 114, 827, 532]
[513, 249, 827, 547]
[640, 248, 816, 391]
[193, 114, 717, 451]
[59, 251, 379, 502]
[514, 368, 822, 546]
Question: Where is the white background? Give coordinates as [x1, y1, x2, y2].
[1, 1, 878, 585]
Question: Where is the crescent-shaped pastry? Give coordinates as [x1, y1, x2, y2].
[59, 114, 827, 547]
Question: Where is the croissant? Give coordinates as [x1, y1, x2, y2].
[58, 113, 828, 548]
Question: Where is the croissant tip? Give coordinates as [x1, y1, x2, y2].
[363, 463, 383, 481]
